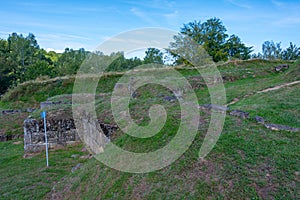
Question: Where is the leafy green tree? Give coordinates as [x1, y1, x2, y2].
[23, 60, 55, 81]
[225, 35, 252, 60]
[179, 18, 251, 62]
[251, 53, 263, 59]
[0, 39, 14, 94]
[7, 33, 39, 67]
[180, 18, 228, 62]
[125, 57, 143, 69]
[281, 42, 300, 60]
[55, 48, 87, 76]
[262, 41, 282, 60]
[143, 48, 164, 64]
[107, 51, 126, 71]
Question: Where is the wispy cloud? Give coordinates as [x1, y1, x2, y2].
[273, 17, 300, 26]
[164, 10, 179, 20]
[163, 10, 179, 26]
[271, 0, 300, 9]
[226, 0, 252, 9]
[130, 7, 158, 25]
[125, 0, 175, 10]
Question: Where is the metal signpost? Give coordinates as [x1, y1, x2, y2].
[41, 111, 49, 167]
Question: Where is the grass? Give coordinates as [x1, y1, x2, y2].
[49, 117, 299, 199]
[0, 141, 89, 200]
[0, 113, 28, 136]
[0, 59, 299, 199]
[231, 84, 300, 127]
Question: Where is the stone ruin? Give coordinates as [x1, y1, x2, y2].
[24, 117, 79, 153]
[1, 108, 35, 115]
[40, 101, 71, 110]
[23, 112, 118, 154]
[274, 64, 289, 72]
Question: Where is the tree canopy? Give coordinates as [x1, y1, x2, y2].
[179, 18, 252, 62]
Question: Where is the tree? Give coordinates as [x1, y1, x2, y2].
[107, 51, 126, 71]
[225, 35, 252, 60]
[55, 48, 87, 76]
[23, 60, 55, 81]
[179, 18, 251, 62]
[281, 42, 300, 60]
[143, 48, 164, 64]
[180, 18, 228, 62]
[0, 39, 14, 94]
[262, 41, 282, 60]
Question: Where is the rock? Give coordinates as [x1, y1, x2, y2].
[0, 134, 7, 142]
[157, 93, 165, 97]
[26, 108, 36, 113]
[163, 96, 176, 102]
[71, 163, 83, 173]
[81, 147, 88, 152]
[1, 109, 22, 115]
[274, 64, 289, 72]
[80, 155, 91, 159]
[13, 141, 22, 145]
[199, 104, 229, 112]
[255, 116, 265, 124]
[230, 110, 249, 119]
[12, 134, 23, 140]
[23, 153, 34, 159]
[40, 101, 70, 110]
[295, 171, 299, 176]
[264, 124, 300, 132]
[71, 154, 80, 158]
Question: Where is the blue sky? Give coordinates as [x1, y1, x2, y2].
[0, 0, 299, 53]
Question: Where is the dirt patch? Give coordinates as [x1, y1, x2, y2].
[132, 178, 152, 199]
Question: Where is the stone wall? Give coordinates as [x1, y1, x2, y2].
[23, 113, 118, 154]
[24, 117, 79, 153]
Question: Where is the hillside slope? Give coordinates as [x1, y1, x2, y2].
[0, 59, 299, 199]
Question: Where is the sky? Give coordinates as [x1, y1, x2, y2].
[0, 0, 299, 54]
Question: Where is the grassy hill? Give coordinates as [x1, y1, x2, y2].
[0, 59, 299, 199]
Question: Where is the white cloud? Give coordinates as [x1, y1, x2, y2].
[130, 7, 157, 25]
[226, 0, 252, 9]
[164, 10, 179, 20]
[273, 17, 300, 26]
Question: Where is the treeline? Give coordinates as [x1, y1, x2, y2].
[0, 18, 299, 95]
[0, 34, 147, 94]
[252, 41, 300, 60]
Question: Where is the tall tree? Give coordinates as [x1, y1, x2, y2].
[56, 48, 87, 76]
[225, 35, 252, 60]
[0, 39, 14, 94]
[262, 41, 282, 60]
[143, 48, 164, 64]
[281, 42, 300, 60]
[180, 18, 228, 62]
[179, 18, 251, 62]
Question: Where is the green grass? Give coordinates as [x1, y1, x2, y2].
[0, 113, 28, 136]
[230, 84, 300, 127]
[0, 59, 299, 199]
[0, 141, 89, 200]
[49, 117, 299, 199]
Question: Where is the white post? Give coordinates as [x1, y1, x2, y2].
[43, 112, 49, 167]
